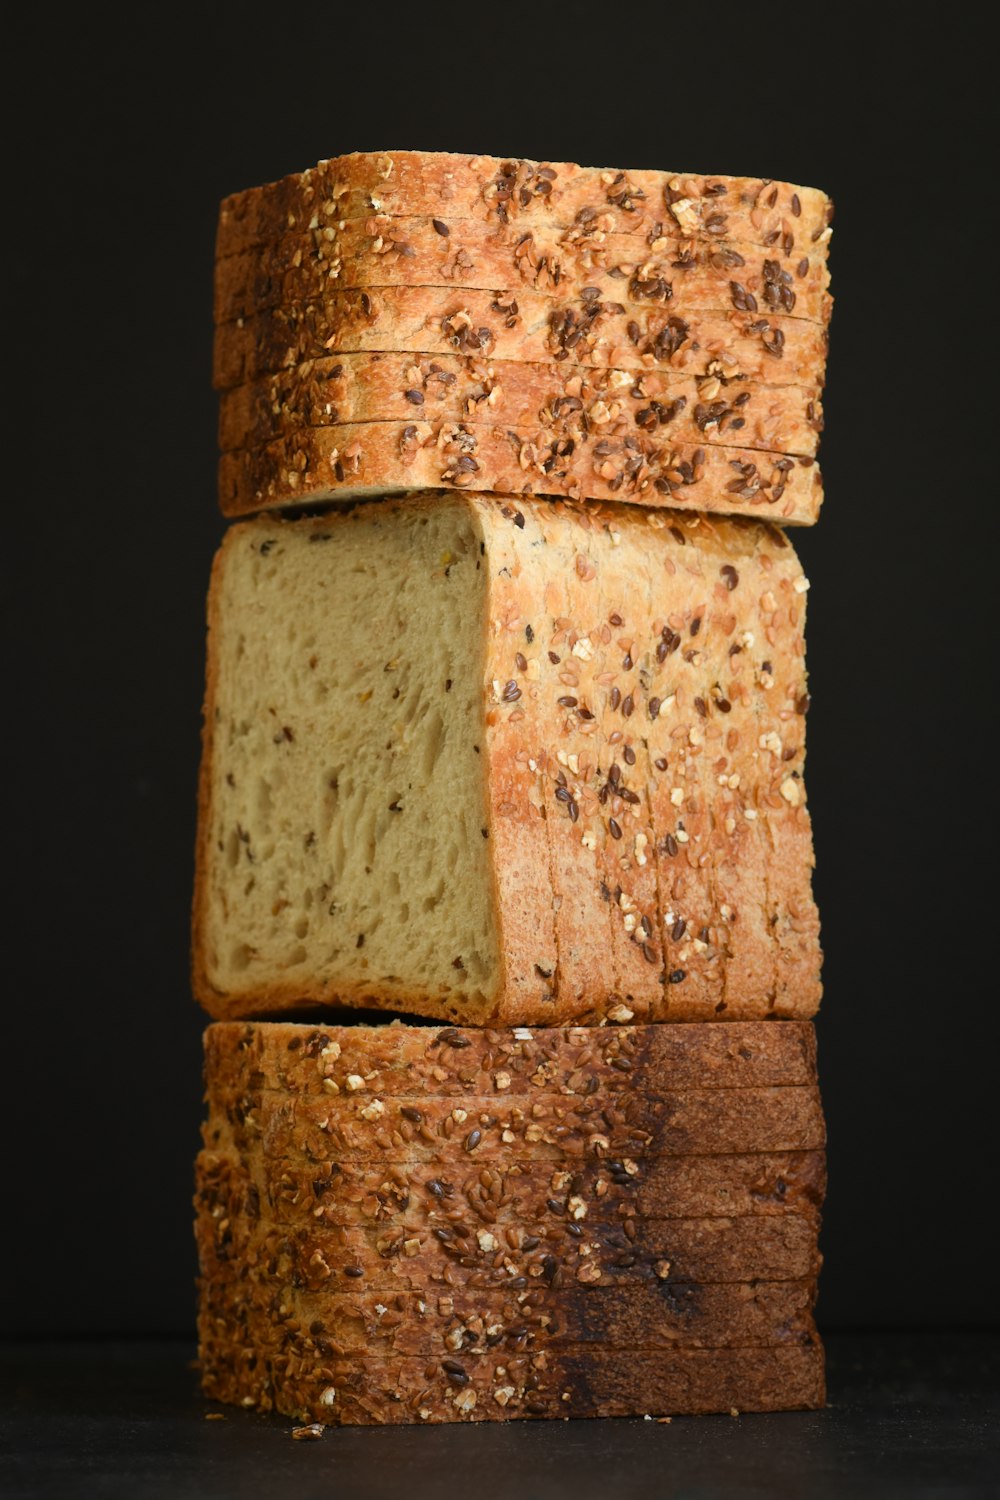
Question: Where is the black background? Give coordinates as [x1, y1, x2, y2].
[2, 9, 994, 1341]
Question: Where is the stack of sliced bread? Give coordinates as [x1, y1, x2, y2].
[212, 151, 829, 521]
[194, 150, 832, 1426]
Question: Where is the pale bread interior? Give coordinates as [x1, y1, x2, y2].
[200, 499, 499, 1016]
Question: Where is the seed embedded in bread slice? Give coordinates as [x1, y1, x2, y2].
[193, 492, 820, 1024]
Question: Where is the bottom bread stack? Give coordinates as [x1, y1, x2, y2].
[196, 1019, 826, 1423]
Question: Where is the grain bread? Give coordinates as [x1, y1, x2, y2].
[198, 1147, 827, 1228]
[198, 1268, 818, 1354]
[214, 216, 831, 325]
[203, 1086, 826, 1163]
[218, 353, 823, 459]
[218, 418, 822, 523]
[213, 286, 827, 392]
[196, 1017, 825, 1421]
[204, 1017, 819, 1094]
[198, 1330, 825, 1422]
[215, 151, 832, 261]
[198, 1195, 820, 1293]
[193, 493, 819, 1024]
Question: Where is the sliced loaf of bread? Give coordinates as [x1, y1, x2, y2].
[193, 492, 819, 1025]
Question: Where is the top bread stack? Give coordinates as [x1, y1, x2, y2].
[213, 151, 830, 524]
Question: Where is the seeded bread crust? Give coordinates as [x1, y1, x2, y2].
[199, 1140, 827, 1236]
[193, 495, 819, 1024]
[198, 1196, 820, 1295]
[215, 151, 831, 263]
[214, 216, 831, 326]
[196, 1014, 825, 1420]
[218, 419, 821, 524]
[203, 1082, 825, 1164]
[199, 1324, 825, 1421]
[213, 287, 826, 393]
[218, 353, 823, 459]
[204, 1018, 819, 1095]
[198, 1267, 818, 1355]
[197, 1146, 826, 1229]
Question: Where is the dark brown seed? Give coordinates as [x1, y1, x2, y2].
[515, 652, 527, 671]
[400, 1107, 423, 1124]
[721, 565, 739, 590]
[609, 819, 623, 839]
[404, 388, 424, 405]
[432, 219, 450, 236]
[623, 745, 636, 766]
[642, 942, 657, 964]
[464, 1129, 482, 1153]
[663, 834, 679, 857]
[558, 695, 578, 708]
[668, 970, 687, 984]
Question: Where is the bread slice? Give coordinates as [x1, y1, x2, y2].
[213, 286, 827, 392]
[193, 494, 820, 1024]
[203, 1085, 826, 1163]
[212, 285, 827, 396]
[218, 353, 823, 459]
[198, 1269, 818, 1355]
[198, 1324, 825, 1421]
[204, 1017, 819, 1094]
[214, 216, 831, 325]
[215, 151, 831, 262]
[218, 418, 822, 523]
[197, 1199, 821, 1293]
[197, 1147, 826, 1228]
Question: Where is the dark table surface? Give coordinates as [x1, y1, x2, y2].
[1, 1333, 997, 1499]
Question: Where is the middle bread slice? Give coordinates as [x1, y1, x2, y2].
[193, 492, 820, 1026]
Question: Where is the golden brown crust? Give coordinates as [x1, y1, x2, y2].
[198, 1196, 821, 1294]
[218, 419, 821, 524]
[199, 1269, 818, 1355]
[215, 152, 832, 264]
[199, 1323, 825, 1421]
[203, 1083, 826, 1163]
[218, 353, 823, 459]
[212, 287, 827, 393]
[214, 215, 831, 325]
[198, 1145, 826, 1229]
[204, 1018, 819, 1093]
[196, 1013, 826, 1421]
